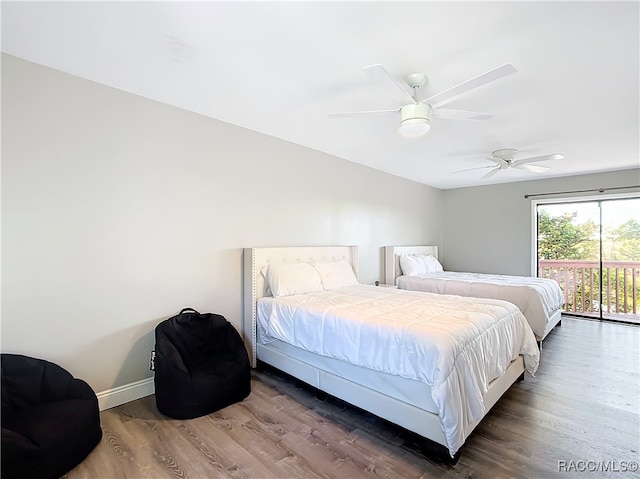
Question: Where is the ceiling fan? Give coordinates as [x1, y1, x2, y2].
[329, 63, 517, 137]
[453, 148, 565, 179]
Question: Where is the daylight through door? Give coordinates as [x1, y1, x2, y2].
[536, 197, 640, 324]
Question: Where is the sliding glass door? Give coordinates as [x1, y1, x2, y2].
[600, 199, 640, 322]
[536, 197, 640, 324]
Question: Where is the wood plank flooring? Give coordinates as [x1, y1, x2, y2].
[63, 317, 640, 479]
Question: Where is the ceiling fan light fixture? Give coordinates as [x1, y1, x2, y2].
[398, 103, 432, 137]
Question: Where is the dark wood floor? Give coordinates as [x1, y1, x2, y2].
[64, 317, 640, 479]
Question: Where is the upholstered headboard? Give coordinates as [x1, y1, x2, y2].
[384, 245, 438, 286]
[242, 245, 358, 367]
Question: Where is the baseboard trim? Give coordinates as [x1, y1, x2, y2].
[96, 377, 155, 411]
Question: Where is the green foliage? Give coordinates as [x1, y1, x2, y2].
[537, 210, 598, 260]
[606, 219, 640, 261]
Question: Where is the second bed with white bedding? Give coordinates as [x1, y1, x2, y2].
[397, 271, 564, 340]
[385, 245, 565, 341]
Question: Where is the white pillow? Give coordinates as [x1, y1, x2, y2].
[262, 262, 324, 297]
[399, 254, 427, 276]
[313, 259, 358, 290]
[422, 254, 444, 273]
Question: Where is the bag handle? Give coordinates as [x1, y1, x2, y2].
[179, 308, 200, 315]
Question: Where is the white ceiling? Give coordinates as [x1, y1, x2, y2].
[2, 1, 639, 189]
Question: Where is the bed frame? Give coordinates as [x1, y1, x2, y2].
[384, 245, 562, 343]
[242, 245, 526, 459]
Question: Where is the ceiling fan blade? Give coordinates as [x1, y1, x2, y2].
[362, 64, 415, 105]
[451, 165, 495, 174]
[433, 108, 493, 121]
[482, 167, 502, 179]
[514, 164, 549, 173]
[423, 64, 517, 109]
[512, 153, 564, 166]
[328, 108, 399, 119]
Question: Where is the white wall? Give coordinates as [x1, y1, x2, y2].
[441, 170, 640, 275]
[1, 54, 442, 397]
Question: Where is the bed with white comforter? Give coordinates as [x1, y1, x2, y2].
[258, 285, 539, 456]
[243, 246, 540, 459]
[385, 246, 564, 341]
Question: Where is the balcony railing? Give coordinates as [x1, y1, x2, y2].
[538, 260, 640, 323]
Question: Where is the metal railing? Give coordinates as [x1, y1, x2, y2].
[538, 260, 639, 320]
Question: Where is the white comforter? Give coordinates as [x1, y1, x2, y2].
[397, 272, 564, 339]
[257, 284, 539, 456]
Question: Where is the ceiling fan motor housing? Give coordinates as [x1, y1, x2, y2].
[492, 148, 518, 160]
[399, 103, 432, 137]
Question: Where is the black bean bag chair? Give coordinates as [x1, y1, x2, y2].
[154, 308, 251, 419]
[1, 354, 102, 479]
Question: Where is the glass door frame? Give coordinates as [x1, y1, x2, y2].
[531, 192, 640, 322]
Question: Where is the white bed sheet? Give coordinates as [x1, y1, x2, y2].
[397, 272, 564, 340]
[257, 284, 539, 456]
